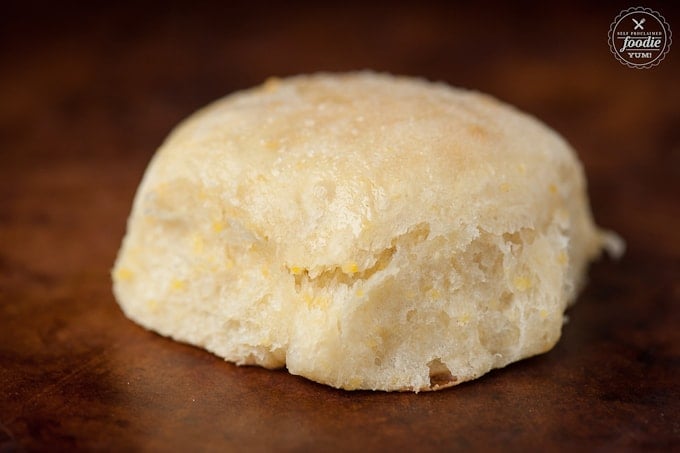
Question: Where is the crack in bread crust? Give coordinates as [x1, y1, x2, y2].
[288, 223, 430, 291]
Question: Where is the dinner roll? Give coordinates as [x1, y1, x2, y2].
[112, 72, 621, 391]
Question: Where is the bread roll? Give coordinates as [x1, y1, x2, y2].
[112, 72, 620, 391]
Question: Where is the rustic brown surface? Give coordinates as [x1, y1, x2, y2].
[1, 2, 678, 451]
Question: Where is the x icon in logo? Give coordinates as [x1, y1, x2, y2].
[632, 17, 646, 30]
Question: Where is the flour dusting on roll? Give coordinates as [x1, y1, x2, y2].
[112, 72, 621, 391]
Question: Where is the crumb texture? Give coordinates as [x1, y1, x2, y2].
[113, 72, 609, 391]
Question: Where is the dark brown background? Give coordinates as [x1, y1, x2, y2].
[1, 1, 678, 451]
